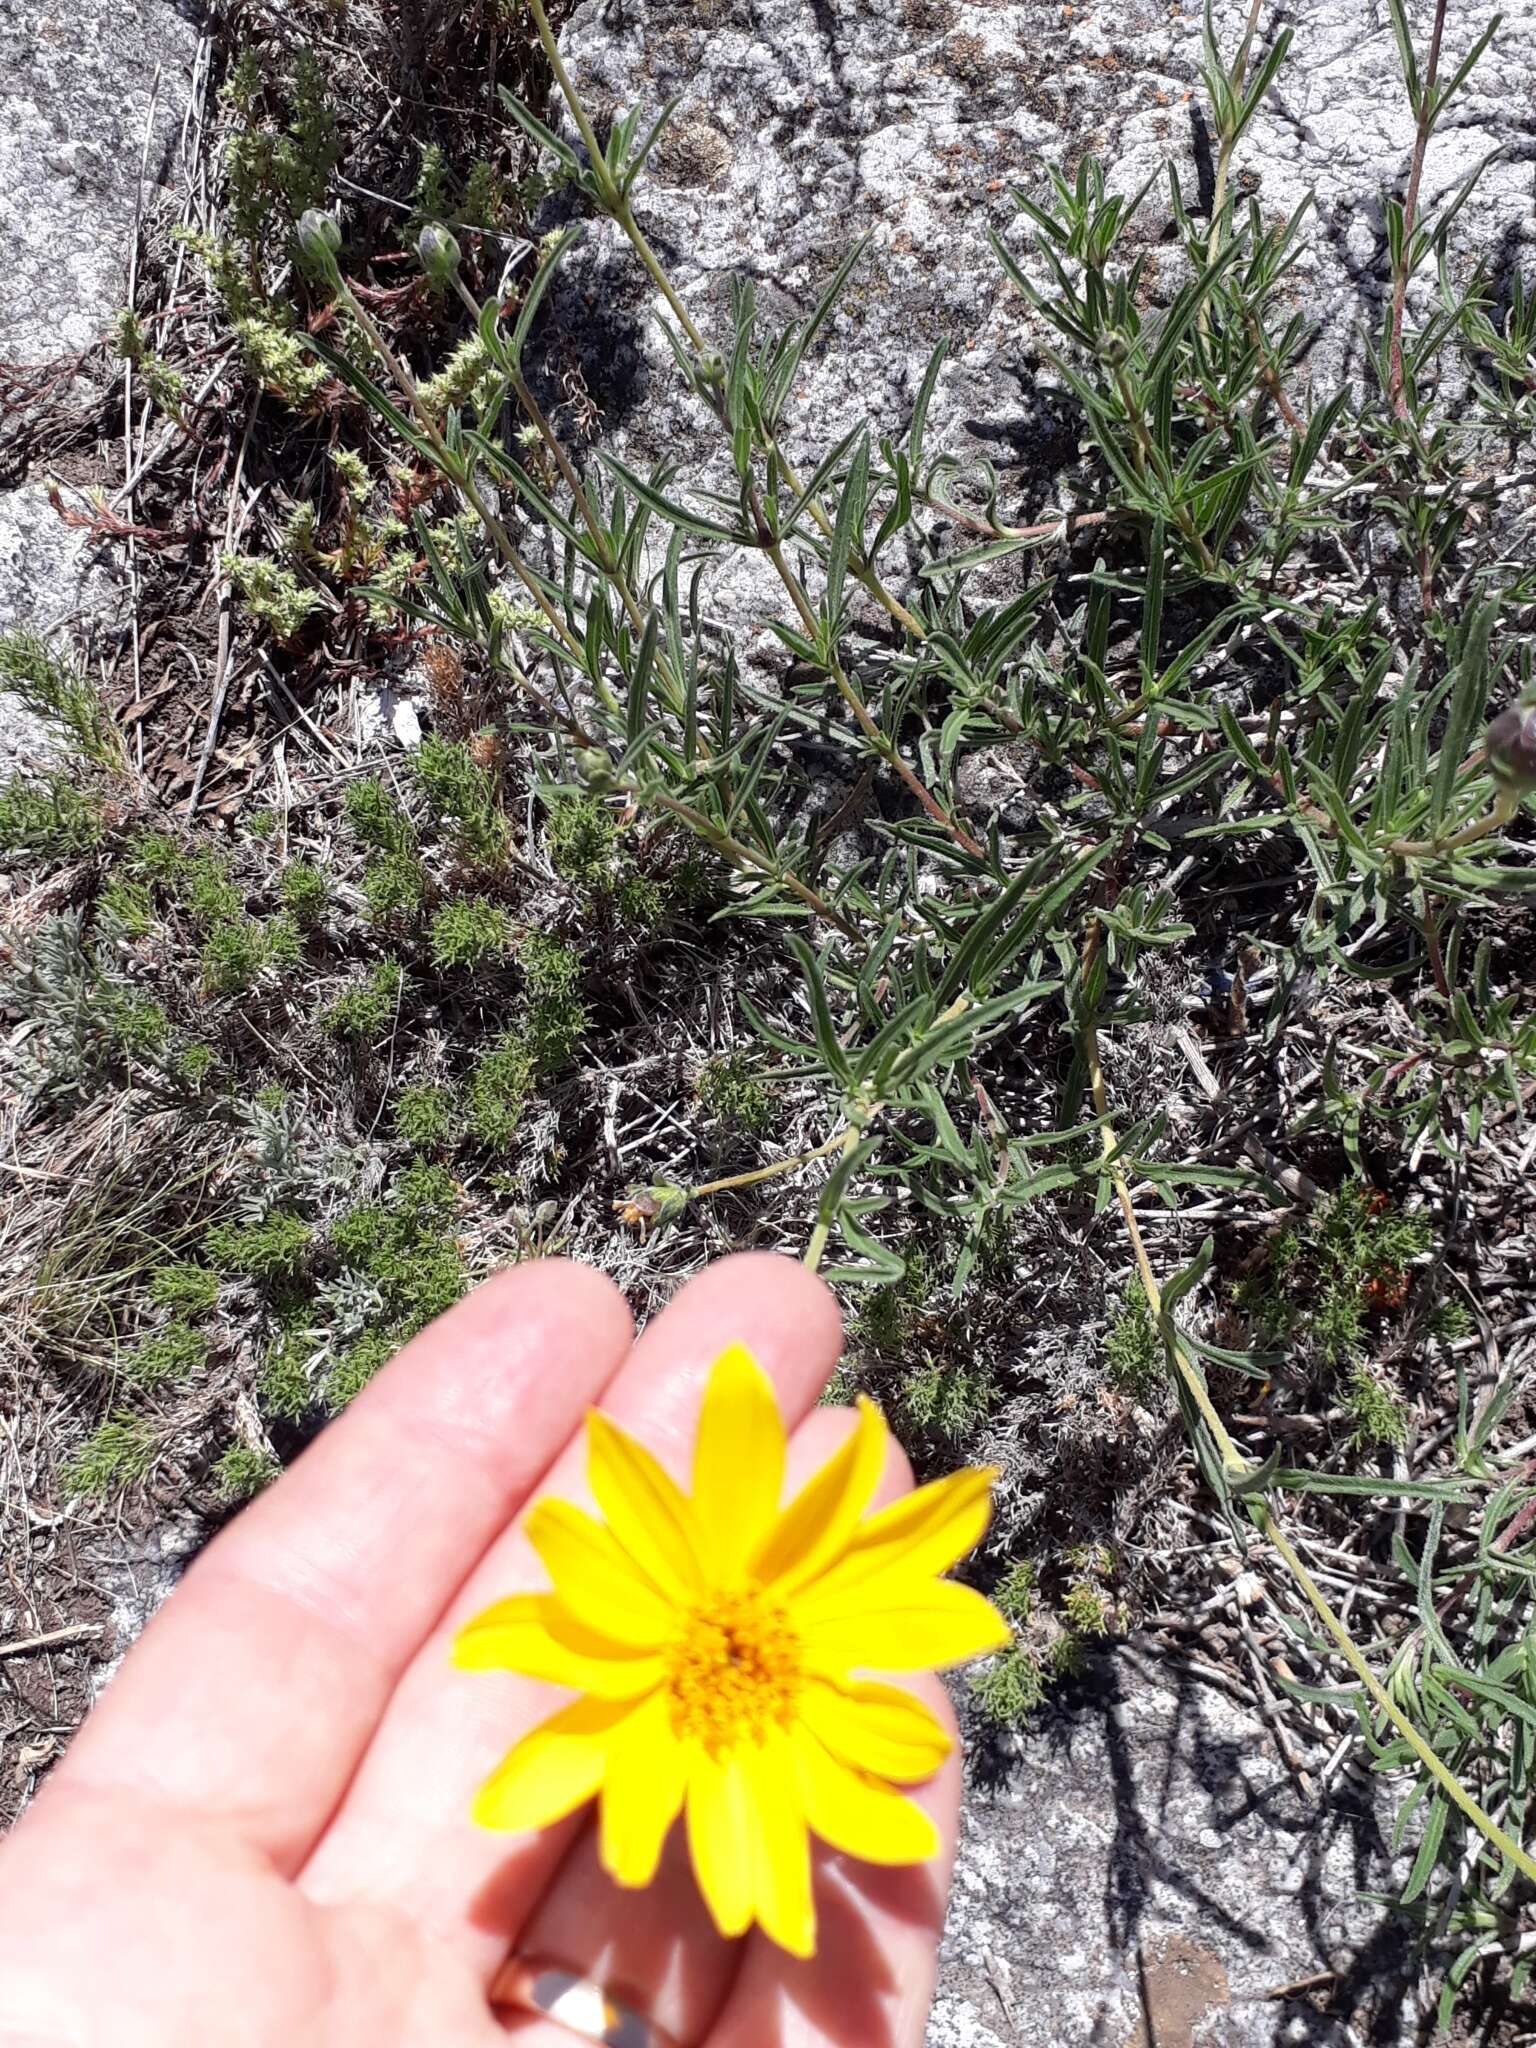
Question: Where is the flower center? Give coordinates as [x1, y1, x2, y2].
[664, 1585, 802, 1752]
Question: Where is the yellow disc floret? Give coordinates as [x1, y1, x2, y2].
[664, 1584, 802, 1752]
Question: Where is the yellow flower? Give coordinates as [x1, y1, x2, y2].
[454, 1341, 1009, 1957]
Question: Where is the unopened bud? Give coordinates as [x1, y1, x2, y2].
[417, 222, 462, 285]
[1486, 703, 1536, 791]
[574, 747, 617, 793]
[295, 209, 342, 281]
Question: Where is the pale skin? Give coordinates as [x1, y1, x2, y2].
[0, 1254, 960, 2048]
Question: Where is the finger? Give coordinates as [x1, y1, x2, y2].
[502, 1407, 916, 2047]
[51, 1261, 634, 1871]
[300, 1253, 842, 1969]
[708, 1685, 960, 2048]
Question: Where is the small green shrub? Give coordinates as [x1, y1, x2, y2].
[0, 632, 120, 766]
[325, 959, 405, 1039]
[149, 1263, 221, 1315]
[201, 918, 269, 994]
[225, 553, 322, 640]
[696, 1054, 772, 1136]
[124, 1322, 209, 1390]
[900, 1359, 995, 1442]
[205, 1210, 311, 1281]
[363, 850, 426, 921]
[520, 932, 587, 1072]
[126, 829, 185, 883]
[98, 875, 155, 938]
[0, 774, 104, 859]
[64, 1415, 157, 1497]
[416, 734, 507, 865]
[430, 896, 511, 970]
[344, 777, 414, 856]
[1344, 1364, 1410, 1450]
[213, 1444, 280, 1503]
[258, 1330, 316, 1420]
[971, 1644, 1046, 1724]
[181, 854, 243, 927]
[1237, 1184, 1432, 1372]
[462, 1035, 534, 1149]
[394, 1082, 458, 1150]
[325, 1329, 396, 1413]
[105, 994, 169, 1058]
[545, 795, 617, 892]
[176, 1043, 216, 1087]
[279, 859, 328, 926]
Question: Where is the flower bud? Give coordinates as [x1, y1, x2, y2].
[417, 222, 462, 285]
[574, 747, 617, 793]
[1486, 703, 1536, 791]
[295, 209, 342, 282]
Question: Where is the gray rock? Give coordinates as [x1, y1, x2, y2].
[0, 0, 198, 755]
[549, 0, 1535, 554]
[936, 1654, 1414, 2047]
[0, 0, 198, 366]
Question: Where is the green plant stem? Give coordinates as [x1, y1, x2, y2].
[1390, 789, 1516, 860]
[692, 1128, 852, 1200]
[1206, 0, 1266, 283]
[644, 788, 861, 940]
[1081, 919, 1536, 1889]
[1387, 0, 1450, 421]
[802, 1125, 863, 1274]
[762, 533, 985, 860]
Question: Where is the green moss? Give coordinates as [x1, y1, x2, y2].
[545, 795, 617, 892]
[430, 896, 511, 970]
[325, 959, 405, 1039]
[363, 850, 426, 921]
[177, 1042, 216, 1087]
[213, 1444, 281, 1503]
[149, 1263, 221, 1315]
[64, 1415, 157, 1497]
[124, 1322, 209, 1390]
[1344, 1364, 1410, 1450]
[616, 871, 666, 931]
[105, 994, 169, 1058]
[279, 860, 328, 926]
[127, 829, 186, 883]
[970, 1644, 1046, 1724]
[1063, 1580, 1113, 1637]
[1236, 1183, 1433, 1372]
[258, 1329, 317, 1420]
[993, 1561, 1036, 1625]
[325, 1330, 396, 1413]
[520, 932, 587, 1073]
[98, 874, 155, 938]
[1104, 1279, 1162, 1400]
[696, 1054, 772, 1135]
[205, 1210, 311, 1281]
[462, 1034, 534, 1149]
[344, 777, 415, 856]
[416, 734, 507, 866]
[394, 1082, 458, 1151]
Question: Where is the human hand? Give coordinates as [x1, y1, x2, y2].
[0, 1255, 961, 2047]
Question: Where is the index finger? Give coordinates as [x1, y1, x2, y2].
[43, 1260, 635, 1871]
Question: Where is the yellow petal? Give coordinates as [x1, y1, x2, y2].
[587, 1410, 705, 1605]
[741, 1731, 816, 1957]
[685, 1745, 753, 1939]
[472, 1696, 631, 1834]
[452, 1593, 665, 1700]
[599, 1690, 688, 1888]
[808, 1465, 997, 1604]
[792, 1727, 939, 1865]
[799, 1579, 1012, 1672]
[525, 1499, 676, 1647]
[799, 1677, 952, 1783]
[752, 1395, 888, 1594]
[692, 1343, 786, 1575]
